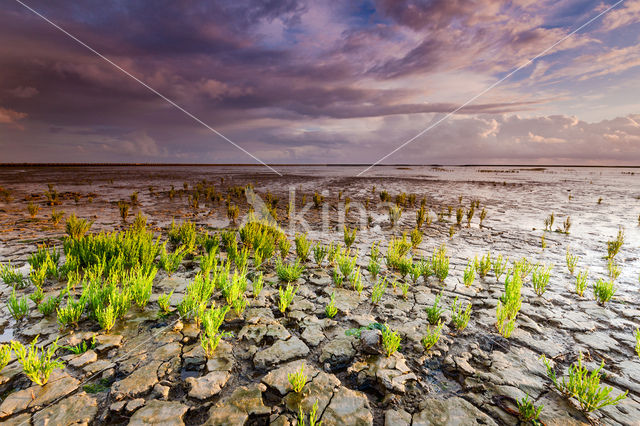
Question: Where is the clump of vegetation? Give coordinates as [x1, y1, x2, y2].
[27, 202, 40, 218]
[496, 268, 523, 338]
[294, 233, 312, 261]
[430, 245, 449, 281]
[416, 205, 427, 228]
[566, 248, 578, 275]
[343, 226, 357, 248]
[56, 296, 84, 329]
[540, 353, 627, 412]
[298, 400, 322, 426]
[410, 228, 422, 249]
[634, 328, 640, 359]
[532, 264, 552, 297]
[279, 283, 298, 313]
[606, 258, 621, 281]
[421, 321, 444, 351]
[118, 201, 130, 222]
[159, 243, 187, 276]
[65, 214, 92, 239]
[313, 243, 328, 267]
[476, 252, 492, 278]
[11, 337, 64, 386]
[463, 260, 476, 287]
[325, 292, 338, 318]
[544, 212, 554, 232]
[450, 297, 471, 331]
[426, 292, 445, 325]
[371, 278, 388, 304]
[8, 290, 29, 321]
[575, 269, 588, 297]
[606, 228, 624, 260]
[276, 258, 304, 283]
[288, 364, 307, 393]
[593, 278, 616, 305]
[517, 393, 543, 423]
[1, 262, 27, 288]
[479, 208, 487, 227]
[388, 205, 402, 226]
[51, 209, 65, 226]
[492, 254, 507, 282]
[381, 324, 402, 357]
[200, 305, 231, 357]
[1, 344, 11, 372]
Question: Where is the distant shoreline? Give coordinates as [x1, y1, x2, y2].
[0, 163, 638, 168]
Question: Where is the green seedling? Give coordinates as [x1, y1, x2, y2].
[426, 292, 445, 325]
[381, 324, 402, 357]
[575, 269, 588, 297]
[288, 364, 307, 393]
[593, 278, 616, 305]
[517, 393, 543, 423]
[278, 283, 298, 313]
[421, 321, 444, 351]
[325, 292, 338, 318]
[8, 290, 29, 321]
[11, 337, 64, 386]
[450, 297, 471, 331]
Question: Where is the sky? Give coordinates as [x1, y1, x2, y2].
[1, 0, 640, 166]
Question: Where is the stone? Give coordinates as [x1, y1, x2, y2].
[111, 360, 161, 400]
[253, 335, 309, 369]
[152, 383, 170, 400]
[360, 329, 382, 354]
[68, 350, 98, 369]
[204, 384, 270, 425]
[320, 336, 356, 369]
[95, 334, 123, 352]
[321, 386, 373, 426]
[412, 397, 498, 426]
[187, 370, 231, 399]
[1, 413, 30, 426]
[126, 398, 146, 413]
[385, 409, 411, 426]
[205, 341, 234, 372]
[0, 371, 79, 417]
[352, 353, 417, 394]
[32, 392, 97, 426]
[262, 360, 319, 395]
[152, 342, 182, 361]
[129, 400, 189, 426]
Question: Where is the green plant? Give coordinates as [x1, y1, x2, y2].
[11, 337, 64, 386]
[607, 228, 624, 259]
[575, 269, 588, 297]
[492, 254, 508, 282]
[410, 228, 422, 249]
[276, 258, 304, 283]
[313, 244, 328, 267]
[38, 294, 62, 315]
[168, 220, 197, 252]
[0, 262, 27, 288]
[279, 238, 291, 259]
[431, 245, 449, 281]
[294, 233, 312, 261]
[288, 364, 307, 393]
[561, 216, 571, 234]
[57, 296, 84, 329]
[65, 214, 92, 239]
[95, 304, 117, 332]
[371, 278, 387, 304]
[159, 243, 187, 276]
[479, 208, 487, 227]
[332, 269, 344, 287]
[30, 286, 44, 305]
[118, 201, 130, 222]
[352, 267, 364, 294]
[421, 321, 444, 351]
[517, 393, 543, 422]
[477, 252, 491, 278]
[27, 202, 40, 218]
[298, 400, 322, 426]
[368, 259, 381, 279]
[388, 205, 402, 225]
[343, 226, 357, 248]
[252, 274, 264, 298]
[456, 207, 464, 226]
[532, 264, 552, 296]
[544, 212, 554, 232]
[540, 353, 627, 412]
[51, 209, 65, 226]
[607, 258, 621, 281]
[466, 205, 475, 227]
[8, 290, 29, 321]
[635, 328, 640, 359]
[593, 278, 616, 305]
[463, 260, 476, 287]
[200, 330, 232, 358]
[381, 324, 402, 357]
[496, 268, 523, 338]
[63, 336, 96, 355]
[227, 204, 240, 224]
[416, 205, 427, 228]
[325, 292, 338, 318]
[312, 191, 324, 209]
[279, 283, 298, 313]
[566, 248, 578, 275]
[450, 297, 471, 331]
[426, 292, 445, 325]
[158, 291, 173, 313]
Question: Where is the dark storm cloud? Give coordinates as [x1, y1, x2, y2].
[0, 0, 638, 164]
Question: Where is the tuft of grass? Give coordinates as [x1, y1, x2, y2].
[606, 228, 624, 260]
[38, 293, 63, 316]
[410, 228, 422, 249]
[463, 260, 476, 287]
[63, 336, 96, 355]
[158, 291, 174, 313]
[532, 264, 552, 297]
[421, 321, 444, 351]
[492, 254, 507, 282]
[276, 258, 304, 283]
[313, 243, 328, 267]
[294, 233, 312, 261]
[65, 214, 92, 240]
[56, 296, 84, 329]
[388, 205, 402, 226]
[593, 278, 616, 305]
[540, 352, 627, 412]
[517, 393, 543, 423]
[606, 258, 621, 281]
[1, 262, 27, 288]
[8, 290, 29, 321]
[426, 292, 445, 325]
[298, 400, 322, 426]
[278, 283, 298, 314]
[416, 205, 427, 228]
[325, 292, 338, 318]
[0, 344, 11, 372]
[371, 278, 387, 304]
[381, 324, 402, 357]
[118, 201, 130, 222]
[343, 226, 357, 248]
[288, 364, 307, 393]
[575, 269, 589, 297]
[11, 337, 64, 386]
[252, 274, 264, 298]
[450, 297, 471, 331]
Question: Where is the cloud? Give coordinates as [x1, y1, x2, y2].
[600, 0, 640, 31]
[0, 106, 27, 128]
